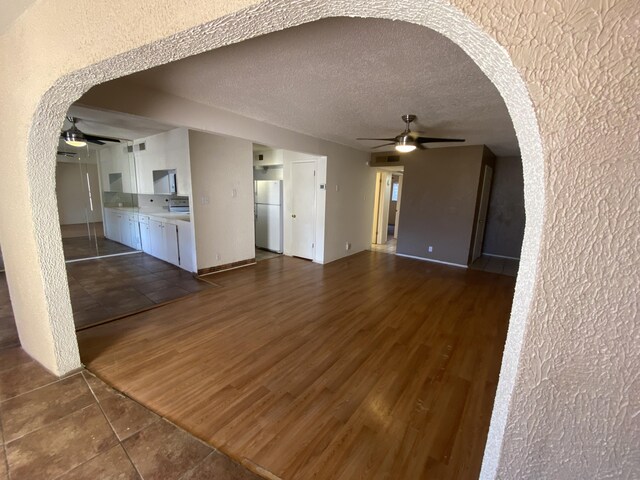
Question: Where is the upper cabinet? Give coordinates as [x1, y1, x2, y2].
[134, 128, 192, 195]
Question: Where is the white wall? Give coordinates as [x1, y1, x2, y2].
[79, 84, 374, 264]
[188, 130, 254, 270]
[134, 128, 192, 196]
[97, 143, 137, 194]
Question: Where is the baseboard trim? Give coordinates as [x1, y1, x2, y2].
[395, 253, 468, 269]
[482, 253, 521, 260]
[197, 258, 256, 276]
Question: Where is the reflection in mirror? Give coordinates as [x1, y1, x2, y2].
[152, 169, 177, 194]
[108, 172, 123, 192]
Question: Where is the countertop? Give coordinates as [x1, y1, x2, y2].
[105, 207, 191, 223]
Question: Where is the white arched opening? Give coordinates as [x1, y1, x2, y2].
[24, 1, 544, 478]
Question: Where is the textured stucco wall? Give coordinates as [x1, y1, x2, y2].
[0, 0, 637, 479]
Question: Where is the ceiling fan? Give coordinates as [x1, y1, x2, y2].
[61, 117, 120, 147]
[357, 114, 465, 153]
[56, 151, 77, 157]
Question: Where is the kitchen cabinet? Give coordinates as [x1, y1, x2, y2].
[125, 213, 141, 250]
[106, 208, 192, 271]
[105, 209, 123, 243]
[149, 219, 179, 266]
[176, 220, 195, 272]
[105, 209, 141, 250]
[139, 215, 152, 253]
[134, 128, 191, 195]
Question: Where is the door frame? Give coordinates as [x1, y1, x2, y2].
[287, 159, 318, 261]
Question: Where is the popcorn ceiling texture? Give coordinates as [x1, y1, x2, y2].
[0, 1, 637, 479]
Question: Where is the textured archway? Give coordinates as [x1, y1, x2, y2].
[24, 1, 543, 478]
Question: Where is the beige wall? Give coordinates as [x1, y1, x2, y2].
[0, 1, 637, 479]
[55, 161, 103, 225]
[188, 130, 255, 269]
[395, 145, 486, 265]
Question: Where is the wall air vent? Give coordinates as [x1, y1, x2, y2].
[127, 145, 134, 153]
[386, 155, 400, 163]
[138, 142, 146, 151]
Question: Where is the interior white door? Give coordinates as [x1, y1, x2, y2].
[291, 161, 316, 259]
[472, 165, 493, 262]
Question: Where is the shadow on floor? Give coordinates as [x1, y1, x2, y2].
[469, 254, 519, 277]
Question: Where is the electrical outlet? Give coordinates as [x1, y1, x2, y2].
[231, 188, 237, 198]
[346, 242, 351, 250]
[216, 253, 221, 261]
[428, 246, 433, 253]
[201, 195, 209, 205]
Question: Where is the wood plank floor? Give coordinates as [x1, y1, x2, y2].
[78, 251, 515, 479]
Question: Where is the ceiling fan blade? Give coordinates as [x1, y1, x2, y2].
[85, 134, 119, 143]
[371, 142, 395, 149]
[56, 151, 77, 157]
[357, 137, 396, 142]
[86, 138, 105, 145]
[416, 143, 426, 150]
[415, 136, 465, 143]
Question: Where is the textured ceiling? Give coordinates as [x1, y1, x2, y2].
[120, 17, 518, 156]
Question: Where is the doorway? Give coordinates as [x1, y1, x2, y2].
[290, 160, 316, 260]
[371, 167, 403, 254]
[253, 144, 284, 262]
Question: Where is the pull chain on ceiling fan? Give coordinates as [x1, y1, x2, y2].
[357, 114, 465, 153]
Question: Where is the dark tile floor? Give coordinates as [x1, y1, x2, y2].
[0, 274, 18, 350]
[255, 248, 281, 262]
[62, 235, 137, 261]
[0, 251, 215, 345]
[67, 253, 215, 329]
[0, 346, 263, 480]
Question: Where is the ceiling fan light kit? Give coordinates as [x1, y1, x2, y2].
[395, 133, 417, 153]
[63, 124, 87, 148]
[357, 114, 464, 153]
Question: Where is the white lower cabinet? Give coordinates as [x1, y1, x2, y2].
[176, 221, 195, 272]
[139, 216, 152, 254]
[107, 208, 193, 272]
[105, 209, 141, 250]
[126, 214, 141, 250]
[149, 219, 179, 266]
[105, 209, 123, 243]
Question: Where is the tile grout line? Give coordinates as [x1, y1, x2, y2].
[0, 372, 72, 405]
[80, 372, 145, 480]
[174, 451, 215, 480]
[1, 402, 13, 480]
[0, 379, 94, 445]
[82, 370, 158, 440]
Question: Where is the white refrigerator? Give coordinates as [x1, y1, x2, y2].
[254, 180, 283, 253]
